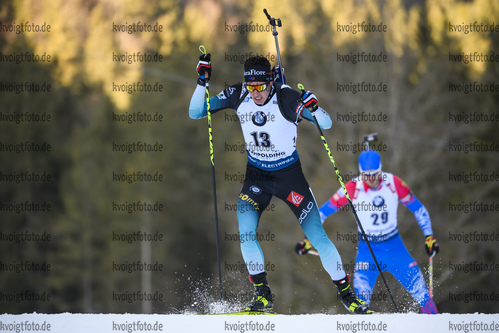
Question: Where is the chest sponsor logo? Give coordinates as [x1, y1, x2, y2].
[287, 191, 304, 207]
[252, 111, 267, 127]
[372, 195, 385, 208]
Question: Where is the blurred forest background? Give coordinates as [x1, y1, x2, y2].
[1, 0, 498, 314]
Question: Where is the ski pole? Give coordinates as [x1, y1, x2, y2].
[199, 45, 223, 302]
[363, 133, 378, 150]
[297, 83, 399, 313]
[263, 9, 285, 84]
[429, 254, 434, 298]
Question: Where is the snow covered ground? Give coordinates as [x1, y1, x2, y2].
[1, 312, 498, 333]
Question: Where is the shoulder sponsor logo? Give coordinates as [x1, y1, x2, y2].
[226, 86, 236, 96]
[287, 190, 304, 207]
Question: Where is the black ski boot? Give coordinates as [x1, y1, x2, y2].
[333, 275, 372, 314]
[245, 272, 273, 312]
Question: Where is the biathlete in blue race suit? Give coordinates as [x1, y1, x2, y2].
[189, 53, 370, 314]
[295, 149, 439, 314]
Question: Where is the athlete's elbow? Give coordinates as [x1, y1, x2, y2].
[320, 120, 332, 130]
[188, 109, 198, 119]
[188, 107, 205, 119]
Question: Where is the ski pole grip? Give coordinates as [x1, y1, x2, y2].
[363, 133, 378, 143]
[263, 8, 271, 21]
[298, 83, 316, 112]
[198, 45, 209, 80]
[263, 8, 281, 27]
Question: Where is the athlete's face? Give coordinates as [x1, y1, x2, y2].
[246, 81, 272, 105]
[362, 171, 381, 189]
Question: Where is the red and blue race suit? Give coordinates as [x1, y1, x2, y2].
[320, 173, 438, 314]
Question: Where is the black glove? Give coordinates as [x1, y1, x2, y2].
[196, 53, 211, 85]
[300, 90, 318, 112]
[295, 238, 312, 255]
[425, 235, 439, 256]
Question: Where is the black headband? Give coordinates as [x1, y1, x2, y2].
[243, 65, 272, 82]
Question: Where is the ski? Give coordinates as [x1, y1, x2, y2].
[211, 310, 278, 315]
